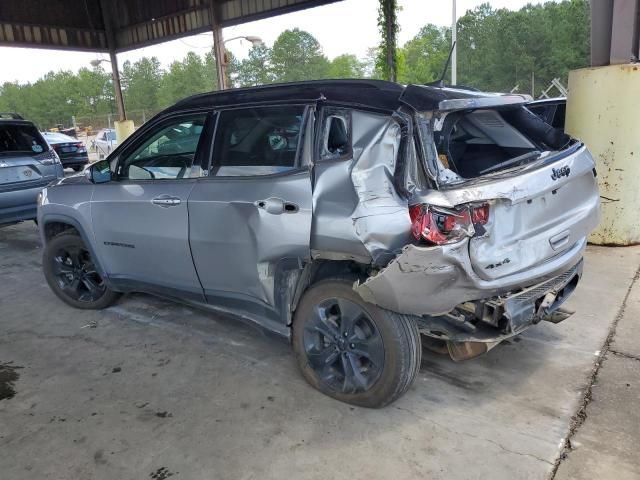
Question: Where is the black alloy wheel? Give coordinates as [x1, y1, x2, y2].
[43, 232, 121, 309]
[292, 278, 421, 408]
[51, 244, 106, 302]
[303, 297, 384, 394]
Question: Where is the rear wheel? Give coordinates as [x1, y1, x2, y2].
[43, 232, 120, 309]
[292, 278, 421, 408]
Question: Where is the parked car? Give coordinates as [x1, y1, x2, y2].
[1, 113, 64, 225]
[527, 97, 566, 132]
[37, 80, 599, 407]
[93, 128, 117, 159]
[42, 131, 89, 171]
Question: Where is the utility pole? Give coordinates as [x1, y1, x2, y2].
[451, 0, 457, 85]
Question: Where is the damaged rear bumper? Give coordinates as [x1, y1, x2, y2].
[355, 237, 585, 342]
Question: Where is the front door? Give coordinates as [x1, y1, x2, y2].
[91, 112, 211, 300]
[188, 105, 313, 328]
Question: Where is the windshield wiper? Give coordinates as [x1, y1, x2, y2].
[478, 150, 541, 175]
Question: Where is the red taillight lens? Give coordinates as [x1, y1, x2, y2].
[409, 203, 490, 245]
[471, 204, 490, 224]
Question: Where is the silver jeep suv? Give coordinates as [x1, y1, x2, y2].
[38, 80, 599, 407]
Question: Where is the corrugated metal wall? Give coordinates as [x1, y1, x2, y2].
[0, 0, 340, 52]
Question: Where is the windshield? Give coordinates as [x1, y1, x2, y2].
[0, 123, 49, 154]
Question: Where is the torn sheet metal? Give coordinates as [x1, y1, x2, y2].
[311, 109, 412, 265]
[355, 237, 586, 317]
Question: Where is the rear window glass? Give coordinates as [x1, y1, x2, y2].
[0, 123, 48, 154]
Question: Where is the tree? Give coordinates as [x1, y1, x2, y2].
[235, 44, 273, 87]
[270, 29, 330, 82]
[159, 52, 214, 107]
[398, 25, 450, 85]
[121, 57, 162, 113]
[377, 0, 399, 81]
[327, 54, 366, 79]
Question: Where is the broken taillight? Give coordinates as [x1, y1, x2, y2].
[409, 203, 490, 245]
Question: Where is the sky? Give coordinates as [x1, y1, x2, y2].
[0, 0, 547, 84]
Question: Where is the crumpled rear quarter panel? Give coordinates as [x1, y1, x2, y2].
[311, 110, 412, 265]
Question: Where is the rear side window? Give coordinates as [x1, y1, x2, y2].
[320, 108, 352, 160]
[0, 123, 48, 154]
[212, 106, 305, 177]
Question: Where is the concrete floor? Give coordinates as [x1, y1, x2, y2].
[1, 222, 639, 480]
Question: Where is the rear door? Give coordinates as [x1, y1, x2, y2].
[91, 111, 212, 300]
[188, 105, 313, 328]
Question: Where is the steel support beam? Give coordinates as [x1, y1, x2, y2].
[211, 1, 227, 90]
[99, 0, 126, 121]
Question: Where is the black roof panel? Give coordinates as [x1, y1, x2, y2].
[170, 79, 407, 112]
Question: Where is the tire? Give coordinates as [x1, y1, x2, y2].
[292, 277, 421, 408]
[72, 166, 82, 172]
[43, 232, 120, 309]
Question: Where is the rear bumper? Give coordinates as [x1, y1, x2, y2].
[0, 180, 54, 224]
[60, 154, 89, 167]
[415, 259, 582, 343]
[355, 235, 586, 316]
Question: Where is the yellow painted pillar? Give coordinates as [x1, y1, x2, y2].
[566, 64, 640, 245]
[114, 120, 135, 144]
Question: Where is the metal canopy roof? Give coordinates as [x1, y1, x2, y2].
[0, 0, 340, 52]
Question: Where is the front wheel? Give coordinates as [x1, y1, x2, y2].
[292, 278, 421, 408]
[43, 232, 120, 309]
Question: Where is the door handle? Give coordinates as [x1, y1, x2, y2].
[152, 195, 181, 207]
[255, 197, 299, 215]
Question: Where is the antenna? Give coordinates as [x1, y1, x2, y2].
[426, 41, 456, 88]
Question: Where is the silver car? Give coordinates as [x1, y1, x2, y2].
[37, 81, 600, 407]
[1, 113, 64, 225]
[93, 128, 117, 160]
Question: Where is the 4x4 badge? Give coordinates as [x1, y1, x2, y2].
[551, 165, 570, 180]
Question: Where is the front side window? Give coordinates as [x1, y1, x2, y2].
[212, 106, 305, 177]
[119, 115, 207, 180]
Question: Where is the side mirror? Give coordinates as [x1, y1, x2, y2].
[86, 159, 112, 184]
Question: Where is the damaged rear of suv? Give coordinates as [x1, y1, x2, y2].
[356, 85, 599, 362]
[38, 80, 599, 408]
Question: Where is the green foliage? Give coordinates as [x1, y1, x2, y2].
[455, 0, 590, 94]
[270, 28, 330, 82]
[159, 52, 215, 107]
[0, 2, 591, 128]
[121, 57, 162, 112]
[327, 54, 366, 79]
[234, 44, 273, 87]
[398, 25, 450, 84]
[377, 0, 399, 81]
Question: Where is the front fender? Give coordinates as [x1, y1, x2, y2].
[39, 210, 111, 285]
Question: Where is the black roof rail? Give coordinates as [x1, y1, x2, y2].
[0, 112, 24, 120]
